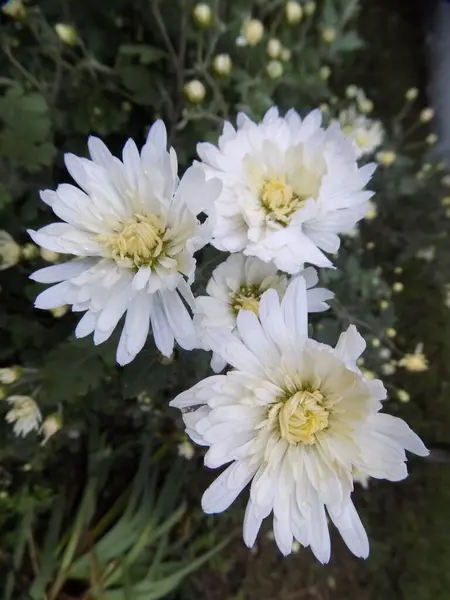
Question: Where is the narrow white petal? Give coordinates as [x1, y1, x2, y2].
[161, 290, 197, 350]
[281, 276, 308, 341]
[328, 500, 369, 559]
[34, 282, 72, 309]
[30, 259, 95, 283]
[243, 500, 264, 549]
[201, 459, 257, 514]
[75, 311, 97, 338]
[150, 294, 174, 357]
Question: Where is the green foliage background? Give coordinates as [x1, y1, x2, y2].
[0, 0, 450, 598]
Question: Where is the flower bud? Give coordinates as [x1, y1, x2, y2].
[319, 65, 331, 80]
[397, 390, 410, 403]
[405, 87, 418, 101]
[267, 38, 283, 59]
[184, 80, 206, 103]
[280, 48, 292, 61]
[2, 0, 26, 20]
[178, 439, 195, 460]
[346, 85, 359, 99]
[212, 53, 232, 76]
[192, 3, 212, 27]
[0, 367, 21, 385]
[304, 1, 316, 16]
[420, 107, 434, 123]
[426, 133, 438, 145]
[41, 413, 63, 445]
[54, 23, 78, 46]
[50, 305, 69, 318]
[381, 363, 396, 376]
[285, 1, 303, 24]
[266, 60, 283, 79]
[392, 282, 404, 293]
[40, 248, 60, 263]
[358, 98, 374, 114]
[365, 202, 377, 220]
[21, 243, 39, 260]
[0, 231, 20, 271]
[376, 150, 396, 167]
[321, 28, 337, 44]
[243, 19, 264, 46]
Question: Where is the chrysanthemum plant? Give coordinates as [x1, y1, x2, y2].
[26, 102, 428, 562]
[0, 0, 442, 570]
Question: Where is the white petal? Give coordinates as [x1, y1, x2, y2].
[116, 293, 152, 365]
[75, 311, 97, 338]
[236, 310, 280, 368]
[281, 276, 308, 341]
[132, 266, 151, 291]
[201, 459, 257, 514]
[328, 500, 369, 559]
[34, 281, 72, 309]
[243, 500, 264, 548]
[150, 294, 174, 357]
[335, 324, 366, 364]
[306, 287, 334, 312]
[28, 224, 102, 256]
[146, 119, 167, 150]
[175, 165, 222, 216]
[161, 290, 197, 350]
[30, 259, 95, 283]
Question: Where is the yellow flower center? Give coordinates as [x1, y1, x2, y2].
[231, 286, 261, 316]
[97, 213, 167, 268]
[270, 389, 329, 445]
[260, 178, 305, 225]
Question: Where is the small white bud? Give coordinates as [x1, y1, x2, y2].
[285, 1, 303, 25]
[184, 80, 206, 103]
[266, 60, 283, 79]
[55, 24, 78, 46]
[267, 38, 283, 59]
[242, 19, 264, 46]
[192, 3, 212, 27]
[212, 53, 232, 76]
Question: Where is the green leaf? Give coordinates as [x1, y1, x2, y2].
[0, 86, 55, 171]
[332, 32, 365, 52]
[4, 499, 34, 600]
[119, 44, 165, 65]
[41, 338, 116, 404]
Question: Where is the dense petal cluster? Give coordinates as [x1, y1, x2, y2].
[171, 277, 428, 562]
[6, 396, 42, 437]
[195, 253, 333, 371]
[339, 106, 384, 158]
[29, 121, 221, 365]
[196, 107, 375, 273]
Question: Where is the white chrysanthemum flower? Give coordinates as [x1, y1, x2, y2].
[339, 106, 384, 159]
[29, 121, 221, 365]
[195, 254, 334, 372]
[5, 396, 42, 437]
[197, 107, 375, 274]
[170, 277, 428, 562]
